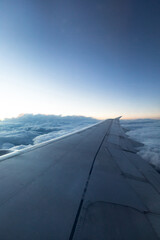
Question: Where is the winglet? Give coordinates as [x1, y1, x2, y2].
[115, 116, 122, 120]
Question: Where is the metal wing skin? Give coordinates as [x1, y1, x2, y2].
[0, 118, 160, 240]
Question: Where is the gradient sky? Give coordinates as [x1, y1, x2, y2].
[0, 0, 160, 120]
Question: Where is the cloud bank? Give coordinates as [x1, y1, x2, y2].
[1, 115, 159, 172]
[0, 114, 99, 153]
[121, 119, 160, 171]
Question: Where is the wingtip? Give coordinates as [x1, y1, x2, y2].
[115, 116, 122, 120]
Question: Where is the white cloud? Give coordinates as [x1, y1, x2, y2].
[0, 114, 98, 153]
[121, 119, 160, 171]
[10, 144, 33, 151]
[2, 115, 159, 172]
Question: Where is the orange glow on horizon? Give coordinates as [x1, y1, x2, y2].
[0, 112, 160, 121]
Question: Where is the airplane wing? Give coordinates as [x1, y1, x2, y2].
[0, 118, 160, 240]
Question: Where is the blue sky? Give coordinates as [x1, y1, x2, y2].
[0, 0, 160, 119]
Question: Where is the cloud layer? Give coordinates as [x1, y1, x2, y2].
[1, 115, 159, 172]
[0, 114, 98, 153]
[121, 119, 160, 171]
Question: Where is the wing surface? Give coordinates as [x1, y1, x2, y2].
[0, 118, 160, 239]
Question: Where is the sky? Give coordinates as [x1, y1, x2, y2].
[0, 0, 160, 120]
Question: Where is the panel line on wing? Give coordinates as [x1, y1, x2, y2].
[69, 119, 113, 240]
